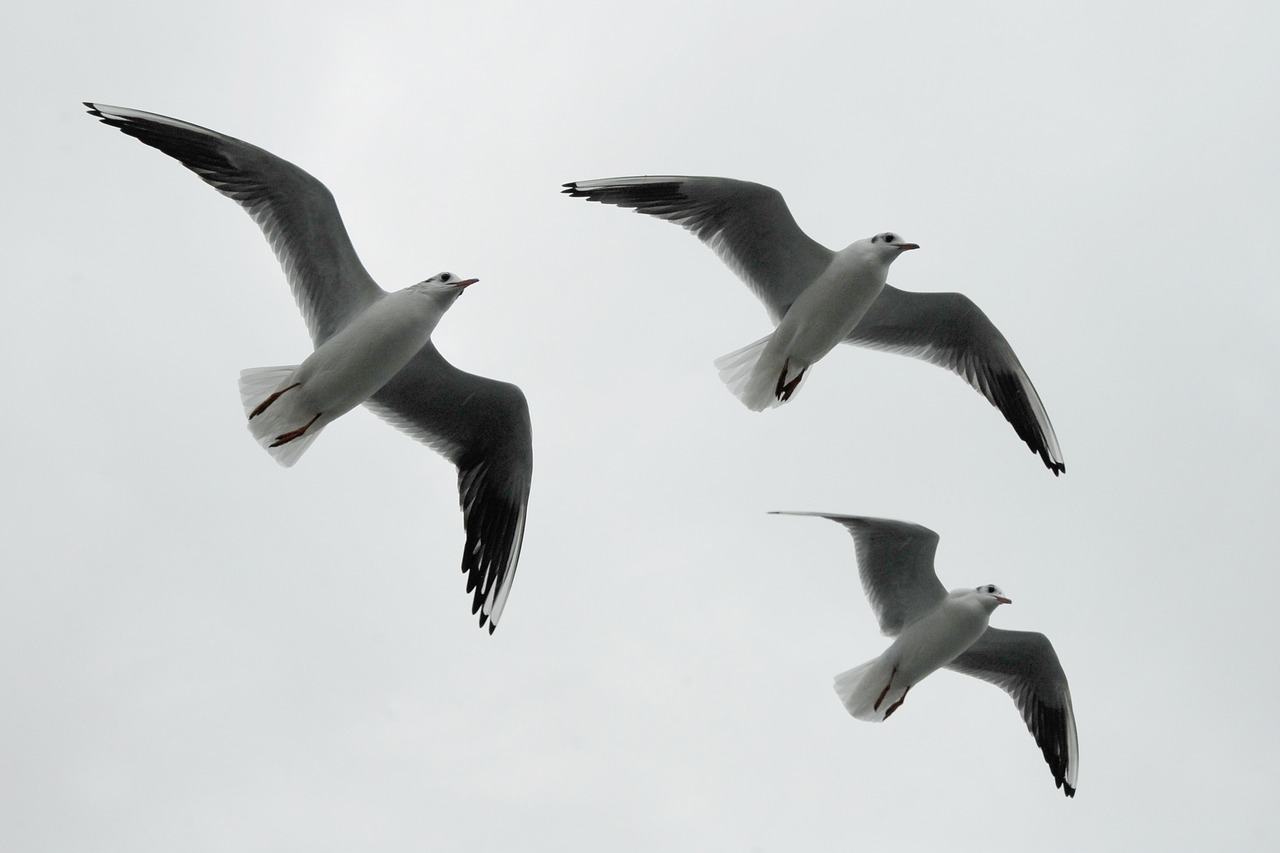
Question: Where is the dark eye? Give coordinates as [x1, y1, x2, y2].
[986, 585, 996, 593]
[441, 273, 451, 282]
[884, 233, 895, 243]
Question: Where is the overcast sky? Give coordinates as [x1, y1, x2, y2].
[4, 1, 1279, 850]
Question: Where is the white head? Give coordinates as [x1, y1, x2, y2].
[859, 232, 920, 267]
[975, 583, 1013, 608]
[409, 271, 479, 303]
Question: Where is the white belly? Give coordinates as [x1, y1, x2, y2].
[887, 598, 992, 684]
[768, 266, 885, 367]
[294, 294, 440, 420]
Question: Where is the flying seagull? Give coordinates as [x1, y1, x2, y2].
[564, 176, 1064, 475]
[773, 511, 1078, 797]
[86, 103, 532, 633]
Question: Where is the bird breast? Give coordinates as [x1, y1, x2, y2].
[294, 293, 443, 413]
[885, 596, 993, 685]
[773, 255, 888, 364]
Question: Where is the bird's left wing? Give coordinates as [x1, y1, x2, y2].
[563, 176, 832, 321]
[365, 343, 533, 633]
[946, 627, 1079, 797]
[85, 103, 383, 344]
[771, 513, 947, 637]
[843, 285, 1064, 474]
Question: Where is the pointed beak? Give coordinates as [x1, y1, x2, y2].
[996, 596, 1012, 605]
[898, 243, 920, 251]
[454, 278, 479, 288]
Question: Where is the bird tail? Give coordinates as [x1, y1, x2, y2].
[238, 365, 324, 467]
[714, 334, 807, 411]
[833, 656, 905, 722]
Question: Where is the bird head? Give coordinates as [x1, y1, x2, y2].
[867, 231, 920, 262]
[976, 583, 1013, 606]
[411, 271, 479, 303]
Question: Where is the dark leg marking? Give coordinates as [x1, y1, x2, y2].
[883, 685, 911, 720]
[873, 666, 898, 711]
[249, 382, 301, 419]
[775, 362, 806, 402]
[270, 413, 321, 447]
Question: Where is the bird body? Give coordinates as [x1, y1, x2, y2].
[835, 587, 1004, 722]
[239, 276, 475, 466]
[718, 236, 910, 409]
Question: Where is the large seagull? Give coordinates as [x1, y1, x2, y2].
[87, 103, 532, 633]
[564, 176, 1064, 475]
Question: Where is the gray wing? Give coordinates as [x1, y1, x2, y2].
[86, 103, 382, 344]
[563, 176, 833, 321]
[946, 627, 1079, 797]
[772, 512, 947, 636]
[843, 285, 1065, 475]
[365, 343, 533, 634]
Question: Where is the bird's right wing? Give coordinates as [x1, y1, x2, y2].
[946, 627, 1079, 797]
[563, 176, 833, 321]
[771, 513, 947, 636]
[844, 285, 1064, 474]
[86, 103, 383, 344]
[364, 343, 533, 634]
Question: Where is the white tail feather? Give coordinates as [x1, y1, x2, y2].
[238, 366, 325, 467]
[713, 333, 807, 411]
[833, 656, 905, 722]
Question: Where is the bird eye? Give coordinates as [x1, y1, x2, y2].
[884, 233, 895, 243]
[441, 273, 451, 282]
[986, 585, 996, 593]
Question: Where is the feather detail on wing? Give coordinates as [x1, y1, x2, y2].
[365, 343, 533, 633]
[844, 285, 1064, 474]
[85, 103, 382, 344]
[946, 627, 1079, 796]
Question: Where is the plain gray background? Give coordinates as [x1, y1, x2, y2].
[4, 1, 1278, 849]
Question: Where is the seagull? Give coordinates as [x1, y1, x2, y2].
[773, 511, 1078, 797]
[564, 176, 1064, 475]
[86, 103, 532, 633]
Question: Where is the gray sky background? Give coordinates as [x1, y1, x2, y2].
[4, 1, 1278, 850]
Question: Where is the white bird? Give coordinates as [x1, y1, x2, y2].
[564, 176, 1064, 475]
[774, 511, 1078, 797]
[87, 103, 532, 633]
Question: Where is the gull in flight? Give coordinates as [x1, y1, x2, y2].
[564, 176, 1064, 475]
[86, 103, 532, 633]
[774, 511, 1078, 797]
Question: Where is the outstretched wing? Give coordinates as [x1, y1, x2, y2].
[772, 512, 947, 636]
[946, 627, 1079, 797]
[85, 103, 382, 343]
[844, 285, 1064, 474]
[365, 343, 533, 633]
[563, 175, 832, 320]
